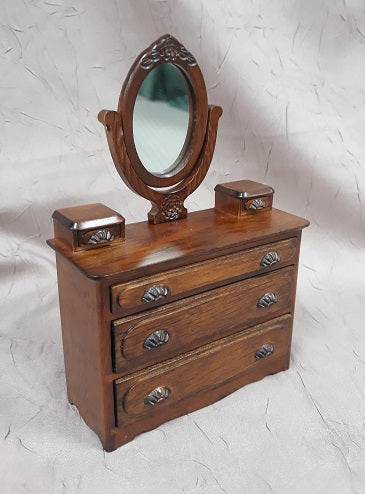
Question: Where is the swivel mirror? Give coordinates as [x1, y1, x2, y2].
[98, 34, 222, 223]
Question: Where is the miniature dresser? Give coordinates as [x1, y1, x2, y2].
[48, 35, 309, 451]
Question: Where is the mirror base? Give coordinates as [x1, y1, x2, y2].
[148, 196, 187, 224]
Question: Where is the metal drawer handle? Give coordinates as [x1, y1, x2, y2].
[257, 292, 278, 309]
[248, 198, 266, 210]
[141, 284, 171, 303]
[87, 229, 114, 244]
[143, 330, 170, 350]
[260, 251, 281, 268]
[255, 344, 275, 359]
[144, 386, 171, 406]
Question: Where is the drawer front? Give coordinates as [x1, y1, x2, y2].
[114, 314, 292, 424]
[112, 267, 294, 374]
[110, 237, 297, 315]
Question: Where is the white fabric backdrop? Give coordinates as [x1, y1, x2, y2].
[1, 1, 365, 492]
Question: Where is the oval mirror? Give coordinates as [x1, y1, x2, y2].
[133, 63, 190, 177]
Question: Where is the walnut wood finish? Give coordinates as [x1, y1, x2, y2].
[52, 203, 125, 251]
[48, 33, 310, 451]
[215, 180, 274, 217]
[117, 34, 208, 189]
[54, 255, 112, 446]
[215, 180, 274, 199]
[114, 314, 292, 424]
[47, 207, 309, 282]
[112, 267, 294, 374]
[48, 206, 309, 451]
[97, 34, 223, 223]
[111, 237, 297, 316]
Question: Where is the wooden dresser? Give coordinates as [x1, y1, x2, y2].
[48, 205, 309, 451]
[48, 34, 309, 450]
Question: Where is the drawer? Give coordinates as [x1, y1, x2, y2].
[110, 237, 297, 315]
[112, 266, 294, 374]
[114, 314, 292, 425]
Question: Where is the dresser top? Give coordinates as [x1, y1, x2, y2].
[47, 207, 309, 282]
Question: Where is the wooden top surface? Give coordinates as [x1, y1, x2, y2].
[215, 180, 274, 199]
[52, 203, 124, 231]
[47, 208, 309, 282]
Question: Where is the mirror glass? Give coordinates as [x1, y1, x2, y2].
[133, 63, 190, 177]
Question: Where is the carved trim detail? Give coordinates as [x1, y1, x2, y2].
[141, 284, 171, 303]
[143, 330, 170, 350]
[255, 344, 275, 359]
[144, 386, 171, 406]
[86, 229, 114, 245]
[247, 198, 266, 210]
[161, 194, 184, 221]
[257, 292, 278, 309]
[260, 251, 281, 268]
[140, 36, 197, 69]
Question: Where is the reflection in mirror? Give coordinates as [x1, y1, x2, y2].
[133, 63, 190, 177]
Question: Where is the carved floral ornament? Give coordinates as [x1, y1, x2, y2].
[161, 194, 184, 220]
[140, 36, 197, 69]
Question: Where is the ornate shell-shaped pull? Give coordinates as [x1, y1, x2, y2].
[144, 386, 170, 406]
[248, 198, 266, 210]
[141, 284, 171, 303]
[255, 344, 275, 359]
[257, 292, 278, 309]
[143, 330, 170, 350]
[260, 251, 281, 268]
[87, 229, 114, 245]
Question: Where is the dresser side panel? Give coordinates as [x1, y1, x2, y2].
[55, 254, 111, 444]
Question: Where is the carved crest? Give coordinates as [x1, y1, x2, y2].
[140, 35, 197, 69]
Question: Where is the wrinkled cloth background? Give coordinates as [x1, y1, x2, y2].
[1, 1, 365, 493]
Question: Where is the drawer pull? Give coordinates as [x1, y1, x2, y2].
[142, 284, 171, 303]
[260, 251, 281, 268]
[257, 292, 278, 309]
[143, 330, 170, 350]
[255, 343, 275, 359]
[87, 229, 114, 245]
[144, 386, 170, 406]
[248, 198, 266, 210]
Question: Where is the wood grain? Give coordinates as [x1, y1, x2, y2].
[54, 254, 113, 447]
[215, 180, 274, 217]
[52, 203, 125, 252]
[47, 207, 309, 282]
[111, 237, 297, 315]
[112, 267, 295, 374]
[114, 314, 292, 424]
[98, 34, 223, 223]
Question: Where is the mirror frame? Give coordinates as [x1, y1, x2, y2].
[98, 34, 222, 224]
[119, 35, 208, 187]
